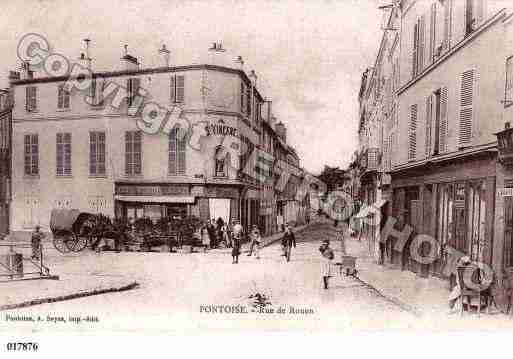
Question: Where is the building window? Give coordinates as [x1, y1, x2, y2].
[57, 84, 70, 109]
[56, 133, 72, 176]
[240, 82, 246, 114]
[246, 85, 252, 117]
[89, 78, 105, 106]
[125, 131, 142, 176]
[505, 56, 513, 106]
[170, 75, 185, 103]
[169, 127, 186, 175]
[24, 134, 38, 176]
[89, 131, 106, 176]
[214, 146, 230, 177]
[25, 86, 37, 112]
[127, 77, 140, 107]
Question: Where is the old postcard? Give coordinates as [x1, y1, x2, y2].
[2, 0, 513, 352]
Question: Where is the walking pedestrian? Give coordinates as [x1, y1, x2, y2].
[231, 220, 242, 264]
[31, 225, 45, 260]
[319, 240, 334, 289]
[247, 225, 261, 259]
[281, 224, 296, 262]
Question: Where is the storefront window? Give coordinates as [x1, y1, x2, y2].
[454, 183, 467, 253]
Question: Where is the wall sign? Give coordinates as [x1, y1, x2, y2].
[116, 185, 189, 196]
[498, 188, 513, 197]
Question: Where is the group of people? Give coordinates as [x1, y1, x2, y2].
[199, 217, 242, 251]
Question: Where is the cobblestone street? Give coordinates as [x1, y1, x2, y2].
[4, 221, 512, 332]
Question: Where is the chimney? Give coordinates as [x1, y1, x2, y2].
[208, 42, 226, 66]
[120, 45, 139, 71]
[20, 62, 33, 80]
[78, 38, 93, 70]
[159, 44, 171, 67]
[249, 70, 257, 87]
[8, 71, 20, 82]
[275, 121, 287, 143]
[234, 56, 244, 70]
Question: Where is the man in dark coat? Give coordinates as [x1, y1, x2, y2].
[207, 220, 217, 248]
[281, 224, 296, 261]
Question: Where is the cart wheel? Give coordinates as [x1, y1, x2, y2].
[53, 236, 72, 254]
[67, 235, 88, 252]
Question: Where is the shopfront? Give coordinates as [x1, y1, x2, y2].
[114, 182, 244, 225]
[391, 152, 496, 280]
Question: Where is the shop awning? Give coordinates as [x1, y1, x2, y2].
[115, 195, 195, 204]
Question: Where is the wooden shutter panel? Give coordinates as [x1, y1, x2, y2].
[176, 75, 185, 103]
[439, 86, 448, 153]
[409, 104, 418, 161]
[459, 70, 474, 147]
[169, 129, 177, 174]
[170, 76, 176, 102]
[429, 3, 436, 63]
[418, 16, 425, 72]
[412, 22, 418, 78]
[425, 95, 433, 157]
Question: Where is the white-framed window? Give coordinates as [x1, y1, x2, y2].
[56, 132, 72, 176]
[168, 126, 186, 175]
[127, 77, 140, 107]
[89, 131, 106, 176]
[24, 134, 38, 176]
[57, 84, 70, 109]
[25, 86, 37, 112]
[125, 130, 142, 176]
[170, 74, 185, 103]
[505, 56, 513, 106]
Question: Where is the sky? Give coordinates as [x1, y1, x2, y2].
[0, 0, 400, 174]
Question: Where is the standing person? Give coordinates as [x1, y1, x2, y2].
[201, 224, 210, 252]
[319, 240, 335, 289]
[231, 220, 243, 264]
[281, 224, 296, 262]
[247, 225, 261, 259]
[31, 225, 45, 260]
[207, 220, 216, 248]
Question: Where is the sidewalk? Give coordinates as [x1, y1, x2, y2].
[343, 236, 449, 317]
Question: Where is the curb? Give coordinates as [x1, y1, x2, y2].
[0, 281, 140, 311]
[352, 275, 423, 317]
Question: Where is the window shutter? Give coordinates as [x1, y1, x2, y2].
[429, 3, 436, 63]
[412, 22, 419, 78]
[409, 104, 418, 161]
[443, 0, 452, 50]
[439, 86, 448, 153]
[170, 76, 176, 102]
[64, 88, 70, 109]
[58, 85, 63, 109]
[425, 94, 433, 157]
[459, 69, 474, 147]
[177, 127, 186, 174]
[169, 128, 177, 175]
[476, 0, 484, 26]
[418, 15, 425, 72]
[176, 75, 185, 103]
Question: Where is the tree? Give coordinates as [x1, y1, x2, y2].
[317, 165, 348, 193]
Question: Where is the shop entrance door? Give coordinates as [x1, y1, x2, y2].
[504, 197, 513, 269]
[209, 198, 231, 225]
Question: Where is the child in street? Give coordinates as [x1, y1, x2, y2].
[319, 240, 334, 289]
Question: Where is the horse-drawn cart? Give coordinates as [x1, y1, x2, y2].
[50, 209, 95, 253]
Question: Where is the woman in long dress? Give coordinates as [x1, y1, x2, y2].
[319, 240, 334, 289]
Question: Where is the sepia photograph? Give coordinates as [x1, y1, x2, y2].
[2, 0, 513, 354]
